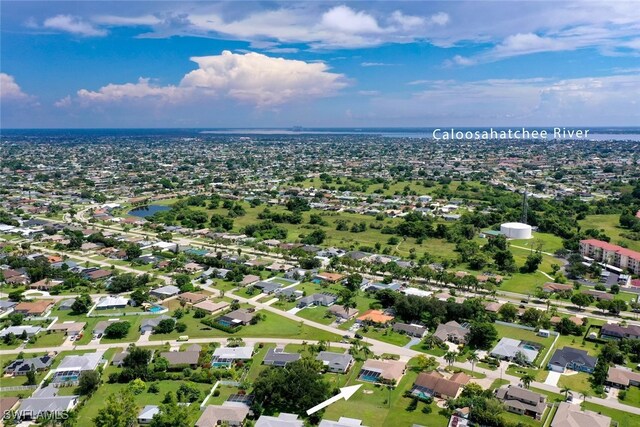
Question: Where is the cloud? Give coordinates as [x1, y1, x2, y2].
[361, 62, 394, 67]
[43, 14, 107, 36]
[77, 78, 185, 102]
[321, 5, 383, 34]
[92, 15, 161, 26]
[358, 90, 380, 96]
[105, 5, 450, 49]
[54, 95, 72, 108]
[366, 74, 640, 125]
[1, 73, 30, 100]
[74, 51, 348, 107]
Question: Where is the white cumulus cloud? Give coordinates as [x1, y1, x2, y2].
[74, 51, 348, 107]
[43, 14, 107, 36]
[1, 73, 30, 100]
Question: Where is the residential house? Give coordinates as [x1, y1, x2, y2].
[160, 345, 201, 369]
[253, 281, 282, 294]
[543, 282, 573, 293]
[195, 402, 250, 427]
[601, 323, 640, 340]
[83, 268, 112, 281]
[140, 315, 172, 334]
[16, 395, 79, 421]
[5, 355, 54, 375]
[150, 285, 181, 299]
[218, 309, 255, 327]
[52, 350, 106, 384]
[359, 359, 406, 385]
[582, 290, 613, 301]
[551, 402, 611, 427]
[58, 299, 76, 310]
[392, 323, 427, 338]
[93, 320, 117, 337]
[14, 300, 53, 316]
[548, 347, 597, 373]
[328, 305, 359, 320]
[490, 338, 539, 365]
[95, 296, 128, 310]
[0, 325, 42, 338]
[410, 371, 470, 400]
[28, 278, 63, 291]
[319, 418, 368, 427]
[316, 352, 354, 374]
[137, 405, 160, 424]
[433, 321, 470, 344]
[356, 309, 394, 325]
[193, 300, 230, 314]
[606, 366, 640, 389]
[314, 272, 345, 283]
[495, 386, 547, 419]
[240, 275, 260, 286]
[49, 321, 86, 337]
[263, 348, 301, 367]
[255, 413, 304, 427]
[297, 293, 337, 308]
[211, 346, 254, 367]
[111, 351, 129, 367]
[178, 292, 207, 305]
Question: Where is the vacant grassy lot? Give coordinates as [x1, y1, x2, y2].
[149, 310, 340, 342]
[25, 331, 66, 348]
[579, 214, 640, 252]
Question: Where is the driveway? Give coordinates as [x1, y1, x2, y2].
[545, 371, 561, 387]
[405, 337, 421, 349]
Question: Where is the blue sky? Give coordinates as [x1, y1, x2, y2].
[1, 1, 639, 128]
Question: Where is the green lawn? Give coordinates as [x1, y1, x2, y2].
[74, 379, 212, 426]
[579, 214, 640, 252]
[296, 306, 336, 325]
[360, 326, 411, 347]
[25, 331, 66, 348]
[557, 372, 594, 396]
[100, 316, 142, 344]
[619, 385, 640, 408]
[149, 310, 341, 342]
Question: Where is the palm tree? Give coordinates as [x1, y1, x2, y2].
[560, 385, 571, 399]
[444, 351, 457, 366]
[521, 373, 535, 389]
[467, 351, 479, 373]
[580, 391, 591, 402]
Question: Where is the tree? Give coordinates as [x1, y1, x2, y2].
[175, 322, 187, 333]
[498, 303, 518, 322]
[104, 321, 131, 339]
[468, 322, 498, 350]
[26, 365, 37, 385]
[154, 318, 176, 334]
[174, 274, 193, 292]
[93, 389, 138, 427]
[560, 385, 571, 399]
[251, 358, 331, 417]
[302, 229, 326, 245]
[130, 288, 149, 307]
[521, 373, 535, 389]
[78, 370, 100, 395]
[444, 351, 457, 366]
[129, 378, 146, 395]
[416, 354, 438, 372]
[125, 244, 142, 261]
[467, 351, 479, 372]
[345, 273, 363, 292]
[71, 293, 92, 314]
[608, 299, 627, 315]
[150, 392, 191, 427]
[521, 251, 543, 273]
[176, 383, 202, 402]
[570, 293, 592, 311]
[8, 312, 24, 326]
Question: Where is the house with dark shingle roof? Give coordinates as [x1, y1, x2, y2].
[5, 355, 54, 375]
[410, 371, 469, 399]
[601, 323, 640, 340]
[433, 321, 469, 344]
[548, 347, 597, 373]
[297, 293, 337, 308]
[263, 348, 301, 367]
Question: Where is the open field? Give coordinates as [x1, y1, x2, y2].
[579, 214, 640, 252]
